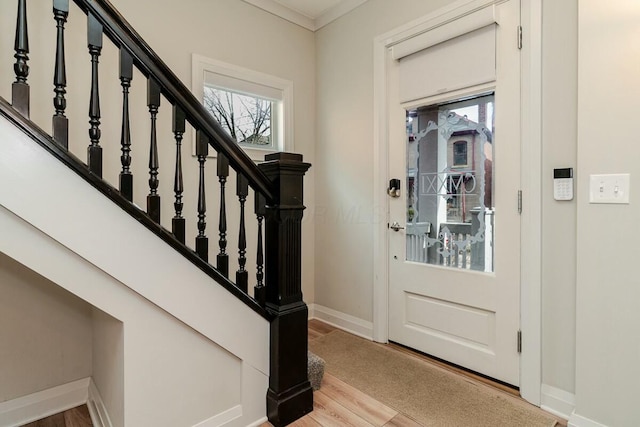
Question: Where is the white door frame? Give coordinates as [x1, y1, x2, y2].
[372, 0, 542, 405]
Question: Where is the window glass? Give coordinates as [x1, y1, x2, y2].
[203, 86, 274, 150]
[406, 94, 495, 272]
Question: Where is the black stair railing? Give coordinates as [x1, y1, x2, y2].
[2, 0, 312, 425]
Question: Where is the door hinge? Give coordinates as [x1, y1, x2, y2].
[517, 190, 522, 214]
[517, 25, 523, 49]
[517, 330, 522, 353]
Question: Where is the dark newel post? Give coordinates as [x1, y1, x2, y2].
[259, 153, 312, 427]
[12, 0, 29, 117]
[172, 106, 186, 244]
[254, 192, 266, 307]
[195, 131, 208, 261]
[236, 173, 249, 293]
[52, 0, 69, 148]
[147, 78, 161, 223]
[87, 13, 103, 177]
[119, 49, 133, 201]
[217, 154, 229, 277]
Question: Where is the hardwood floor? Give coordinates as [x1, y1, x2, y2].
[260, 320, 425, 427]
[21, 405, 92, 427]
[261, 319, 567, 427]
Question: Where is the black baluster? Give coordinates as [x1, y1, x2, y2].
[236, 174, 249, 293]
[147, 78, 161, 223]
[119, 49, 133, 201]
[172, 106, 186, 244]
[52, 0, 69, 148]
[217, 154, 229, 277]
[195, 131, 208, 261]
[254, 192, 266, 307]
[87, 13, 103, 177]
[12, 0, 29, 117]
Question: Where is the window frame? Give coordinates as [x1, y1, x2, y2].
[452, 140, 469, 167]
[192, 54, 294, 160]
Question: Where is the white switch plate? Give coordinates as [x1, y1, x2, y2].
[589, 174, 630, 204]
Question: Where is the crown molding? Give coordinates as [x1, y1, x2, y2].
[243, 0, 369, 31]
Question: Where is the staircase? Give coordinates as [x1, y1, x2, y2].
[0, 1, 312, 426]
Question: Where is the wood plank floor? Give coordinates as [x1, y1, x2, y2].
[262, 319, 567, 427]
[21, 405, 92, 427]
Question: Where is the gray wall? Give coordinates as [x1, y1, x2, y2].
[541, 0, 578, 396]
[574, 0, 640, 425]
[0, 253, 93, 402]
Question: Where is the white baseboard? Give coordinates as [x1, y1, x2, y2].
[0, 378, 90, 427]
[569, 411, 609, 427]
[193, 405, 242, 427]
[540, 384, 575, 420]
[309, 304, 373, 340]
[87, 379, 113, 427]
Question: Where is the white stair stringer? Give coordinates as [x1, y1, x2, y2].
[0, 115, 269, 426]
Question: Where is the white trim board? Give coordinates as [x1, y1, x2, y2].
[541, 384, 575, 421]
[309, 304, 373, 340]
[372, 0, 543, 406]
[0, 378, 90, 427]
[193, 405, 242, 427]
[87, 380, 113, 427]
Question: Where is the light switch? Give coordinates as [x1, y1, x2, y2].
[589, 174, 630, 204]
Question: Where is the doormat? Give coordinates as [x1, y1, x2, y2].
[309, 330, 561, 427]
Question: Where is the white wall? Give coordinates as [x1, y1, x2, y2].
[0, 0, 316, 303]
[573, 1, 640, 426]
[92, 308, 124, 427]
[0, 253, 93, 402]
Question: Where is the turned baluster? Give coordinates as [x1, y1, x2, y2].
[52, 0, 69, 148]
[87, 13, 103, 177]
[119, 49, 133, 201]
[254, 192, 266, 306]
[147, 79, 161, 223]
[195, 131, 208, 261]
[12, 0, 30, 117]
[236, 174, 249, 293]
[217, 154, 229, 277]
[172, 106, 186, 244]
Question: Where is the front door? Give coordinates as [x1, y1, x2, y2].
[387, 0, 521, 386]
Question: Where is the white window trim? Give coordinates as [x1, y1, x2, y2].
[191, 54, 294, 160]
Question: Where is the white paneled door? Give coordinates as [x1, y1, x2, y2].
[387, 0, 522, 386]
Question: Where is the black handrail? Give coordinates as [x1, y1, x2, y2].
[72, 0, 275, 203]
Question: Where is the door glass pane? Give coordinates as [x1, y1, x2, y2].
[406, 94, 494, 272]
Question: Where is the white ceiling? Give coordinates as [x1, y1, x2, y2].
[242, 0, 369, 31]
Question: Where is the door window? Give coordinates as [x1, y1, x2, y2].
[406, 94, 494, 272]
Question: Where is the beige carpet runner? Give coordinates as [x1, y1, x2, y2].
[310, 330, 561, 427]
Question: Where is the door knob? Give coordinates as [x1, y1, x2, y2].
[390, 221, 404, 232]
